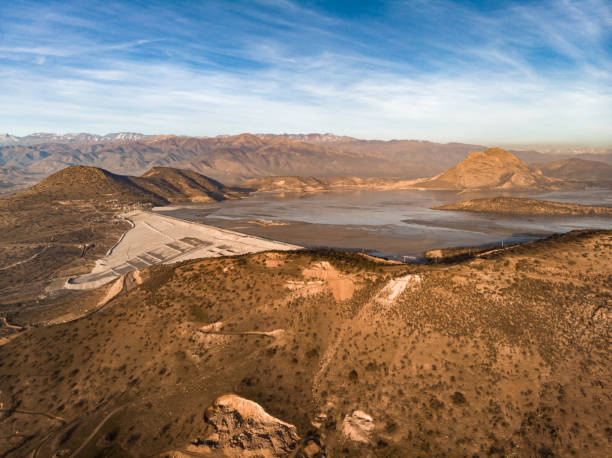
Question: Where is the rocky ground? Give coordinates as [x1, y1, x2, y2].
[0, 230, 610, 456]
[434, 196, 612, 216]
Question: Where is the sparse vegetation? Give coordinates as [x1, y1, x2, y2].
[0, 230, 610, 457]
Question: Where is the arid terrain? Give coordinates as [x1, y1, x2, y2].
[242, 176, 424, 193]
[0, 166, 244, 305]
[3, 0, 612, 455]
[434, 197, 612, 216]
[0, 142, 610, 458]
[2, 134, 611, 194]
[242, 148, 608, 194]
[0, 230, 610, 456]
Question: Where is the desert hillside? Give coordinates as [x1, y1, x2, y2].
[0, 230, 610, 456]
[135, 166, 243, 202]
[0, 166, 242, 304]
[531, 158, 612, 185]
[434, 196, 612, 216]
[24, 165, 242, 204]
[421, 147, 560, 190]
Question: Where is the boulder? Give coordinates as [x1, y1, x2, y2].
[175, 394, 300, 457]
[341, 410, 374, 444]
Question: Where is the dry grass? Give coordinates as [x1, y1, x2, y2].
[0, 231, 610, 457]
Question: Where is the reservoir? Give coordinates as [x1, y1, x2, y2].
[152, 189, 612, 260]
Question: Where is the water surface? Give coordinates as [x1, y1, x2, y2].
[153, 189, 611, 260]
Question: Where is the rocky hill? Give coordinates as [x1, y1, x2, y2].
[0, 166, 242, 303]
[135, 167, 243, 202]
[420, 147, 560, 190]
[24, 165, 242, 204]
[24, 166, 158, 203]
[433, 196, 612, 216]
[1, 230, 610, 456]
[531, 158, 612, 185]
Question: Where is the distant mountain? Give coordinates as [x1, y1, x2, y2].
[0, 133, 20, 146]
[512, 149, 612, 165]
[267, 134, 612, 166]
[24, 165, 242, 204]
[0, 132, 150, 146]
[1, 133, 610, 194]
[0, 165, 41, 193]
[265, 134, 488, 176]
[242, 175, 423, 193]
[0, 134, 424, 191]
[531, 158, 612, 185]
[420, 147, 560, 190]
[264, 133, 357, 143]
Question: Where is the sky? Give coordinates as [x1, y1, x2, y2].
[0, 0, 611, 145]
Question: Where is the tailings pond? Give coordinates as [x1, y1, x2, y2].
[152, 189, 612, 261]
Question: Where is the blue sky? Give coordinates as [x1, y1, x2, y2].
[0, 0, 610, 145]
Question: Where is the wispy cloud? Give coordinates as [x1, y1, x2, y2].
[0, 0, 609, 145]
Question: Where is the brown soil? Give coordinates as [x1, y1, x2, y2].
[0, 231, 610, 457]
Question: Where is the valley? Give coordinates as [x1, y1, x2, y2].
[3, 1, 611, 456]
[152, 188, 612, 261]
[1, 135, 611, 195]
[0, 137, 610, 458]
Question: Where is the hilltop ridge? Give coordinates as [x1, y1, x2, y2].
[421, 147, 560, 190]
[22, 165, 242, 204]
[531, 157, 612, 185]
[1, 230, 610, 456]
[1, 135, 610, 195]
[25, 166, 155, 202]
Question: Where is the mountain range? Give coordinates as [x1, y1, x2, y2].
[0, 132, 149, 146]
[1, 133, 611, 194]
[244, 148, 586, 192]
[267, 133, 612, 165]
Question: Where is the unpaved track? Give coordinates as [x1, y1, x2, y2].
[0, 273, 130, 347]
[0, 244, 50, 271]
[0, 408, 66, 424]
[69, 404, 129, 457]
